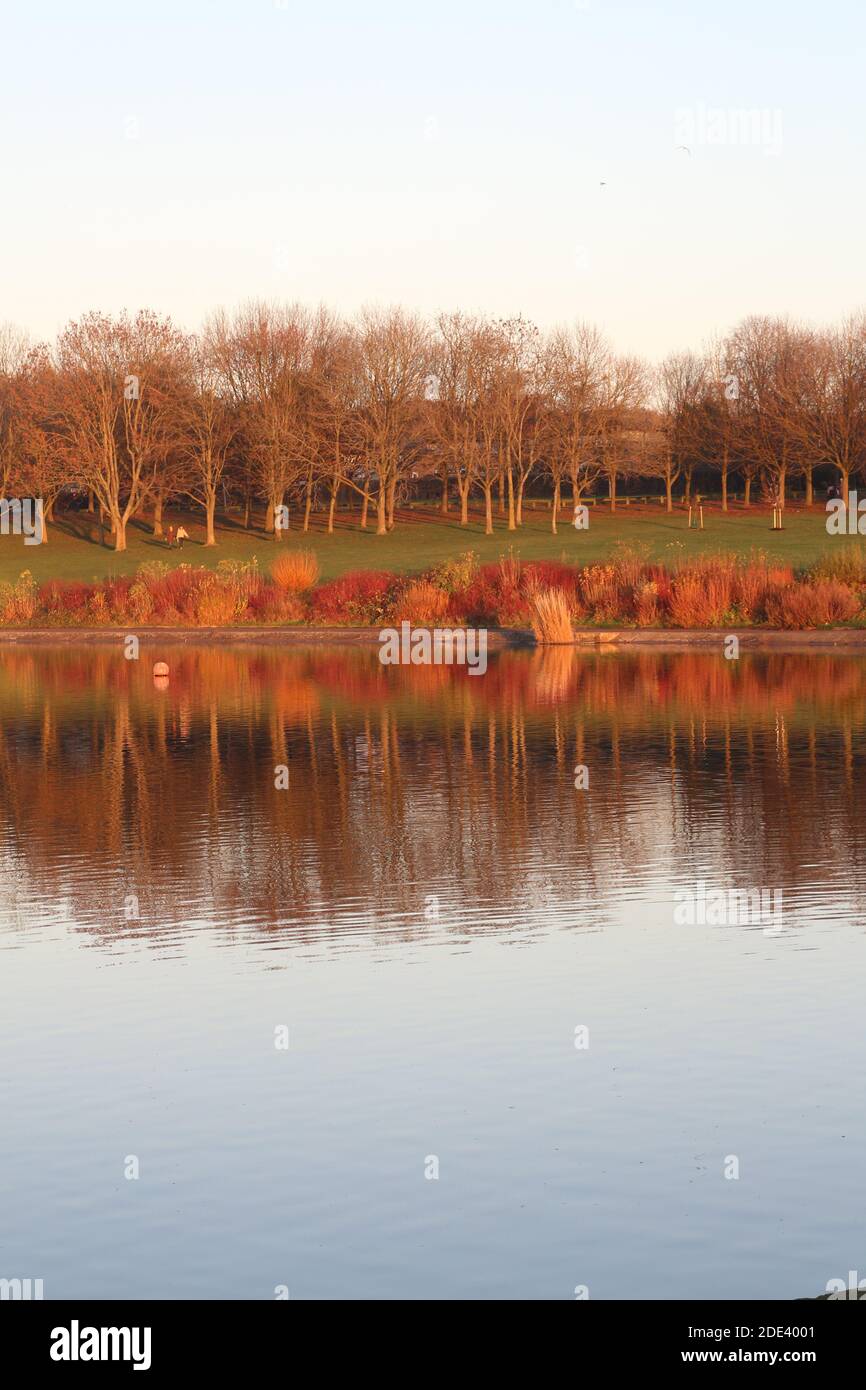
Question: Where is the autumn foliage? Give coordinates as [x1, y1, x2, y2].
[1, 547, 865, 630]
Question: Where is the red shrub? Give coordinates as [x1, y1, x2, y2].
[38, 580, 91, 617]
[102, 577, 133, 618]
[310, 570, 400, 624]
[451, 568, 521, 624]
[522, 560, 581, 596]
[142, 567, 199, 619]
[246, 582, 306, 624]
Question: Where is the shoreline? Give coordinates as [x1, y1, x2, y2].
[1, 624, 866, 650]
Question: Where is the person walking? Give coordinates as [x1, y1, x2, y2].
[166, 524, 175, 549]
[175, 525, 189, 550]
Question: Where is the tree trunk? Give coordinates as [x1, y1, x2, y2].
[360, 488, 369, 529]
[507, 465, 516, 531]
[804, 465, 813, 507]
[376, 485, 387, 535]
[303, 472, 313, 533]
[271, 494, 284, 539]
[608, 469, 617, 514]
[551, 479, 559, 535]
[459, 485, 469, 525]
[484, 485, 493, 535]
[665, 473, 673, 512]
[205, 492, 217, 546]
[386, 473, 397, 530]
[441, 470, 448, 514]
[113, 515, 127, 552]
[744, 476, 752, 508]
[721, 454, 728, 512]
[152, 491, 164, 538]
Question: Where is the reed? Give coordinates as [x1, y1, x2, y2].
[529, 587, 574, 644]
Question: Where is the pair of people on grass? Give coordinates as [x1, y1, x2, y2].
[165, 525, 189, 549]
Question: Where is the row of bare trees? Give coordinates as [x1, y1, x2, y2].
[2, 306, 865, 548]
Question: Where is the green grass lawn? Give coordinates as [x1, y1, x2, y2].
[1, 499, 858, 586]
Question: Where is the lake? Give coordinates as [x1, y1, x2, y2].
[0, 643, 864, 1300]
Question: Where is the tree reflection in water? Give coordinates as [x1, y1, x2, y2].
[1, 644, 865, 948]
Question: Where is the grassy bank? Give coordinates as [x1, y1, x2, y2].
[0, 501, 855, 587]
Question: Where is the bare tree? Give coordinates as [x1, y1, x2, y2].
[16, 346, 65, 541]
[542, 324, 610, 532]
[785, 316, 866, 506]
[55, 310, 182, 551]
[726, 316, 811, 511]
[209, 301, 313, 538]
[0, 323, 31, 497]
[175, 333, 238, 546]
[304, 311, 363, 534]
[597, 354, 649, 511]
[356, 307, 431, 534]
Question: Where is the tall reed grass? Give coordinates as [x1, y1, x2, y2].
[529, 588, 574, 643]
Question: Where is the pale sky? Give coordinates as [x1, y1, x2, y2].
[2, 0, 863, 360]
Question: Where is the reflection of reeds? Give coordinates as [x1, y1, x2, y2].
[530, 646, 578, 702]
[529, 588, 574, 644]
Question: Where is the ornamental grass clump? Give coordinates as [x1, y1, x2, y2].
[529, 587, 574, 644]
[270, 549, 320, 593]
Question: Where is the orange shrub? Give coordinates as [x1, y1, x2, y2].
[87, 591, 110, 625]
[391, 580, 451, 625]
[635, 581, 660, 627]
[579, 564, 619, 618]
[668, 573, 732, 626]
[195, 584, 243, 626]
[253, 591, 306, 624]
[764, 579, 861, 628]
[271, 549, 320, 593]
[733, 562, 768, 621]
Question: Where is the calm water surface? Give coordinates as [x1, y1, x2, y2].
[1, 645, 864, 1299]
